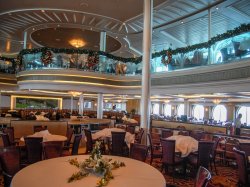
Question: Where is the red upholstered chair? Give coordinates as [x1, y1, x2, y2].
[147, 133, 162, 165]
[161, 129, 173, 139]
[129, 143, 148, 162]
[42, 141, 64, 159]
[194, 166, 212, 187]
[135, 128, 144, 144]
[160, 139, 185, 183]
[233, 148, 249, 186]
[24, 137, 43, 164]
[0, 147, 20, 187]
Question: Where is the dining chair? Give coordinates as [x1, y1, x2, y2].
[129, 143, 149, 162]
[233, 148, 249, 186]
[188, 141, 214, 172]
[135, 128, 144, 144]
[62, 134, 82, 156]
[190, 131, 205, 141]
[147, 133, 162, 165]
[84, 128, 96, 153]
[161, 129, 173, 139]
[178, 131, 189, 136]
[194, 166, 212, 187]
[126, 125, 136, 134]
[42, 141, 64, 159]
[109, 131, 127, 156]
[160, 139, 185, 182]
[24, 137, 43, 164]
[239, 142, 250, 158]
[224, 138, 239, 166]
[0, 133, 14, 147]
[33, 125, 47, 133]
[3, 127, 18, 146]
[0, 147, 20, 187]
[209, 138, 220, 175]
[64, 127, 74, 148]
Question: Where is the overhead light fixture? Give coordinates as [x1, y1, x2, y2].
[164, 100, 170, 103]
[68, 91, 82, 97]
[212, 99, 221, 105]
[69, 39, 86, 48]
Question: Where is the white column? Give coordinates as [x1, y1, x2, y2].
[97, 93, 103, 119]
[23, 31, 27, 49]
[70, 95, 73, 114]
[184, 99, 190, 116]
[208, 8, 211, 64]
[140, 0, 153, 131]
[100, 31, 106, 52]
[78, 94, 84, 116]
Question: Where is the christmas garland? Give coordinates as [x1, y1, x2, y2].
[1, 23, 250, 66]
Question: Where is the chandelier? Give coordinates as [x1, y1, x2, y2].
[69, 39, 85, 48]
[212, 99, 221, 105]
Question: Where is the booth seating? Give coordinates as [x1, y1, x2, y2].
[10, 120, 68, 139]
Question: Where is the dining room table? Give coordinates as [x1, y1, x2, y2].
[11, 155, 166, 187]
[19, 129, 67, 142]
[91, 127, 135, 148]
[166, 135, 198, 157]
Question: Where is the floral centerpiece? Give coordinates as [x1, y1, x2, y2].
[68, 141, 125, 187]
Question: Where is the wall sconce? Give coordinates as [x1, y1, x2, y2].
[205, 107, 209, 112]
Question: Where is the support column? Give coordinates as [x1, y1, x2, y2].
[70, 95, 73, 114]
[140, 0, 153, 132]
[97, 93, 103, 119]
[100, 31, 106, 52]
[208, 8, 211, 64]
[23, 31, 27, 49]
[184, 99, 190, 117]
[78, 94, 84, 116]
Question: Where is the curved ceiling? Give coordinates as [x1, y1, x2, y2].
[31, 28, 121, 52]
[0, 0, 249, 57]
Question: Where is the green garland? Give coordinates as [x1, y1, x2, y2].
[1, 23, 250, 66]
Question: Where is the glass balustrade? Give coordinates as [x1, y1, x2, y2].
[1, 31, 250, 75]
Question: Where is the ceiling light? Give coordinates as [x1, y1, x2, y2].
[181, 21, 184, 24]
[164, 100, 170, 103]
[212, 99, 221, 105]
[32, 28, 35, 31]
[41, 10, 45, 13]
[69, 39, 86, 48]
[68, 91, 82, 97]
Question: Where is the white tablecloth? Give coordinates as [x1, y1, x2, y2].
[167, 135, 198, 157]
[11, 155, 166, 187]
[20, 130, 67, 142]
[92, 128, 135, 148]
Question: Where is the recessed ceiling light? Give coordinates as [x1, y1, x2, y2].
[216, 7, 219, 10]
[90, 28, 93, 30]
[115, 36, 118, 39]
[41, 10, 45, 13]
[32, 28, 35, 31]
[181, 21, 184, 24]
[57, 24, 60, 27]
[55, 38, 61, 41]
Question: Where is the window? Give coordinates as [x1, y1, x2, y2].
[84, 101, 92, 109]
[193, 105, 204, 120]
[177, 104, 184, 116]
[152, 103, 160, 115]
[164, 104, 172, 116]
[237, 106, 250, 126]
[213, 105, 227, 122]
[104, 103, 112, 109]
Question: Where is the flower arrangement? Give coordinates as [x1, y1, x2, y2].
[68, 141, 125, 187]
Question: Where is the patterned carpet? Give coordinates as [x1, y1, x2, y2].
[147, 158, 238, 187]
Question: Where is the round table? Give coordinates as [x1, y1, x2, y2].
[20, 134, 67, 142]
[11, 155, 166, 187]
